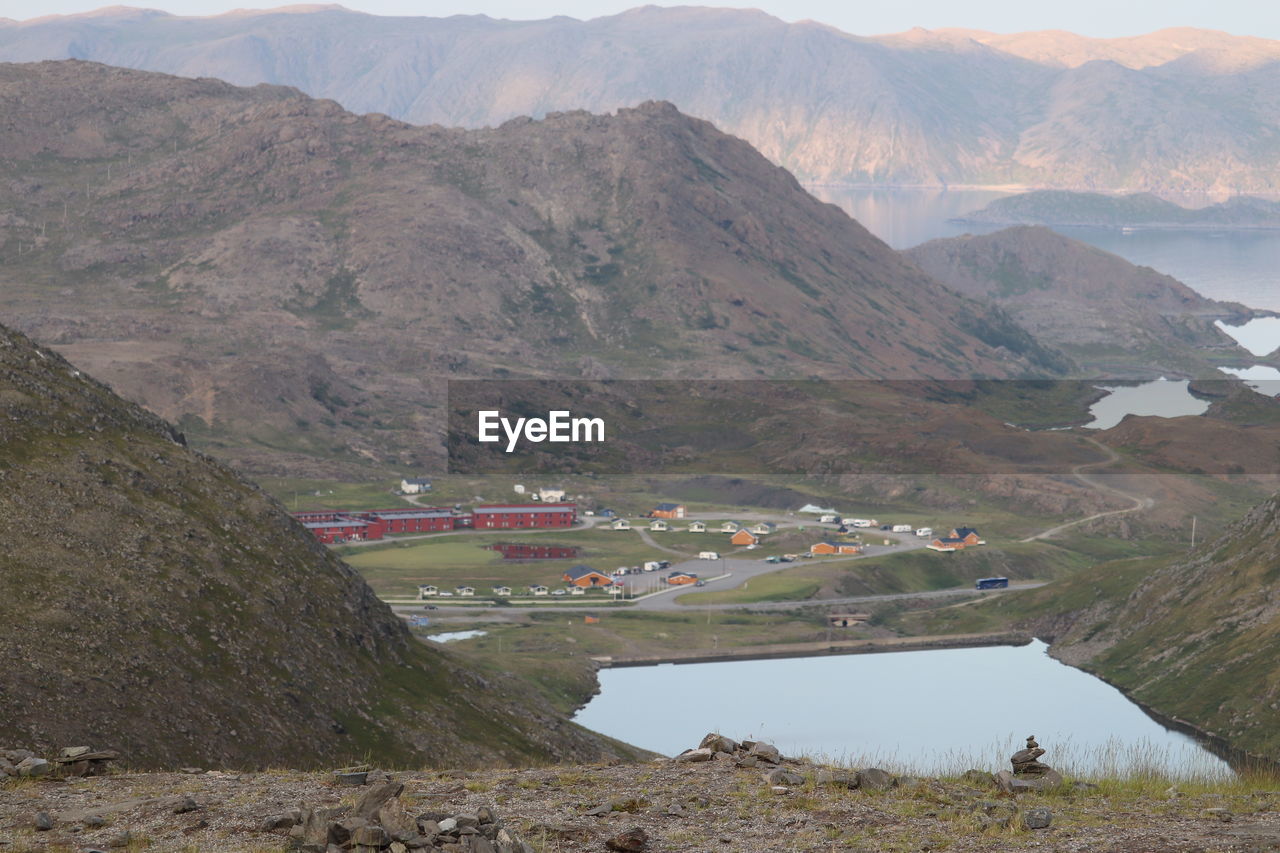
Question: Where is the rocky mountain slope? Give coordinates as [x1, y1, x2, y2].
[0, 60, 1061, 475]
[958, 191, 1280, 229]
[0, 319, 640, 769]
[905, 226, 1264, 376]
[3, 7, 1279, 192]
[1037, 493, 1280, 761]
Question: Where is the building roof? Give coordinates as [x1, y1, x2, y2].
[953, 527, 981, 538]
[302, 519, 368, 529]
[403, 477, 432, 485]
[564, 565, 608, 580]
[369, 509, 457, 520]
[653, 502, 682, 511]
[474, 503, 576, 514]
[668, 571, 698, 579]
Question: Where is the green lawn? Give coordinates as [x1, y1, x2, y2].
[341, 527, 682, 596]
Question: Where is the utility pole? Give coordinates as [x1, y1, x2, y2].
[1190, 516, 1197, 549]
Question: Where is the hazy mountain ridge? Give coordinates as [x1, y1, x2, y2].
[3, 6, 1279, 192]
[959, 190, 1280, 229]
[0, 318, 638, 768]
[0, 60, 1059, 475]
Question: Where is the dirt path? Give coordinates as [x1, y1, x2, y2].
[1022, 435, 1154, 542]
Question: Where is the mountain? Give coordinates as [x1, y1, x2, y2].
[958, 190, 1280, 229]
[0, 319, 640, 769]
[904, 226, 1264, 377]
[0, 60, 1061, 476]
[2, 7, 1280, 192]
[1024, 492, 1280, 761]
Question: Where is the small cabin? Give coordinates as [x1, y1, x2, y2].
[417, 584, 439, 599]
[529, 584, 549, 596]
[456, 586, 476, 597]
[811, 541, 860, 556]
[492, 585, 513, 596]
[649, 519, 670, 532]
[730, 529, 759, 546]
[688, 520, 707, 533]
[610, 518, 632, 531]
[720, 521, 742, 533]
[749, 522, 777, 535]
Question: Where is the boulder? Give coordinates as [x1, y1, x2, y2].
[34, 811, 53, 831]
[857, 768, 893, 790]
[605, 826, 649, 852]
[763, 768, 805, 786]
[16, 756, 51, 777]
[814, 769, 860, 789]
[1023, 807, 1053, 830]
[354, 781, 405, 820]
[747, 742, 781, 764]
[675, 748, 714, 763]
[698, 733, 738, 754]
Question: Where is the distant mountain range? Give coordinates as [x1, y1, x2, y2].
[0, 60, 1062, 477]
[958, 191, 1280, 229]
[3, 7, 1280, 193]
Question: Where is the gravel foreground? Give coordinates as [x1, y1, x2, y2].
[4, 752, 1280, 853]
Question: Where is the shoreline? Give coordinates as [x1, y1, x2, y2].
[950, 217, 1280, 233]
[591, 630, 1031, 669]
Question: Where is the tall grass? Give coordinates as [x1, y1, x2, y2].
[800, 734, 1245, 786]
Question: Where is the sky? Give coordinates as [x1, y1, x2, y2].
[4, 0, 1280, 39]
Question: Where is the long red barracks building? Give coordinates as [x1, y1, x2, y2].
[294, 503, 577, 544]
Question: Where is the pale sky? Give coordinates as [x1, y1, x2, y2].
[3, 0, 1280, 39]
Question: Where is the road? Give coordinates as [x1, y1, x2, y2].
[1021, 436, 1154, 542]
[615, 535, 928, 611]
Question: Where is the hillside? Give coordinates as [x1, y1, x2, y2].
[1041, 493, 1280, 762]
[905, 226, 1264, 376]
[3, 7, 1280, 192]
[0, 60, 1062, 476]
[0, 320, 640, 769]
[958, 191, 1280, 229]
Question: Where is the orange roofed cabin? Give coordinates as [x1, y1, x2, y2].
[730, 529, 759, 546]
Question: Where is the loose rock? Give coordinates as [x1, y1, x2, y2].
[1024, 807, 1053, 830]
[605, 826, 648, 852]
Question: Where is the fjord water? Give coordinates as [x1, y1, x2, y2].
[815, 187, 1280, 312]
[1085, 380, 1209, 429]
[574, 641, 1230, 778]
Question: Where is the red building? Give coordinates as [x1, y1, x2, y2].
[471, 503, 577, 529]
[301, 516, 385, 544]
[358, 508, 461, 534]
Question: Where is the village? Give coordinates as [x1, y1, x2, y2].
[291, 482, 988, 606]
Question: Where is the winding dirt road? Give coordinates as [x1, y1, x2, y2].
[1021, 435, 1154, 542]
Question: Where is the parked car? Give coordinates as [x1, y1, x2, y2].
[694, 580, 707, 587]
[880, 524, 893, 531]
[422, 605, 438, 611]
[765, 555, 781, 563]
[551, 589, 567, 596]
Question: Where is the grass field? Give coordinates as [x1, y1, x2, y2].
[341, 527, 688, 596]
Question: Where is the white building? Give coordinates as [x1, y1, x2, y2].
[400, 477, 432, 494]
[539, 487, 566, 503]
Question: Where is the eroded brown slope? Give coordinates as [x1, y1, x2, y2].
[0, 60, 1058, 475]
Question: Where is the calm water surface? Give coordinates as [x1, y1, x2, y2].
[1085, 380, 1208, 429]
[813, 187, 1280, 312]
[574, 641, 1229, 778]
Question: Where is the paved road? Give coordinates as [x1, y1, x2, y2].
[568, 532, 928, 611]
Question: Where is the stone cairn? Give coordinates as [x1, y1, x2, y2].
[995, 735, 1064, 793]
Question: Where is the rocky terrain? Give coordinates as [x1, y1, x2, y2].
[958, 191, 1280, 230]
[4, 734, 1279, 852]
[0, 319, 641, 770]
[3, 8, 1280, 193]
[0, 60, 1063, 476]
[905, 226, 1265, 376]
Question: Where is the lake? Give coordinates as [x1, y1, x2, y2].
[813, 187, 1280, 312]
[573, 640, 1230, 779]
[1085, 380, 1209, 430]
